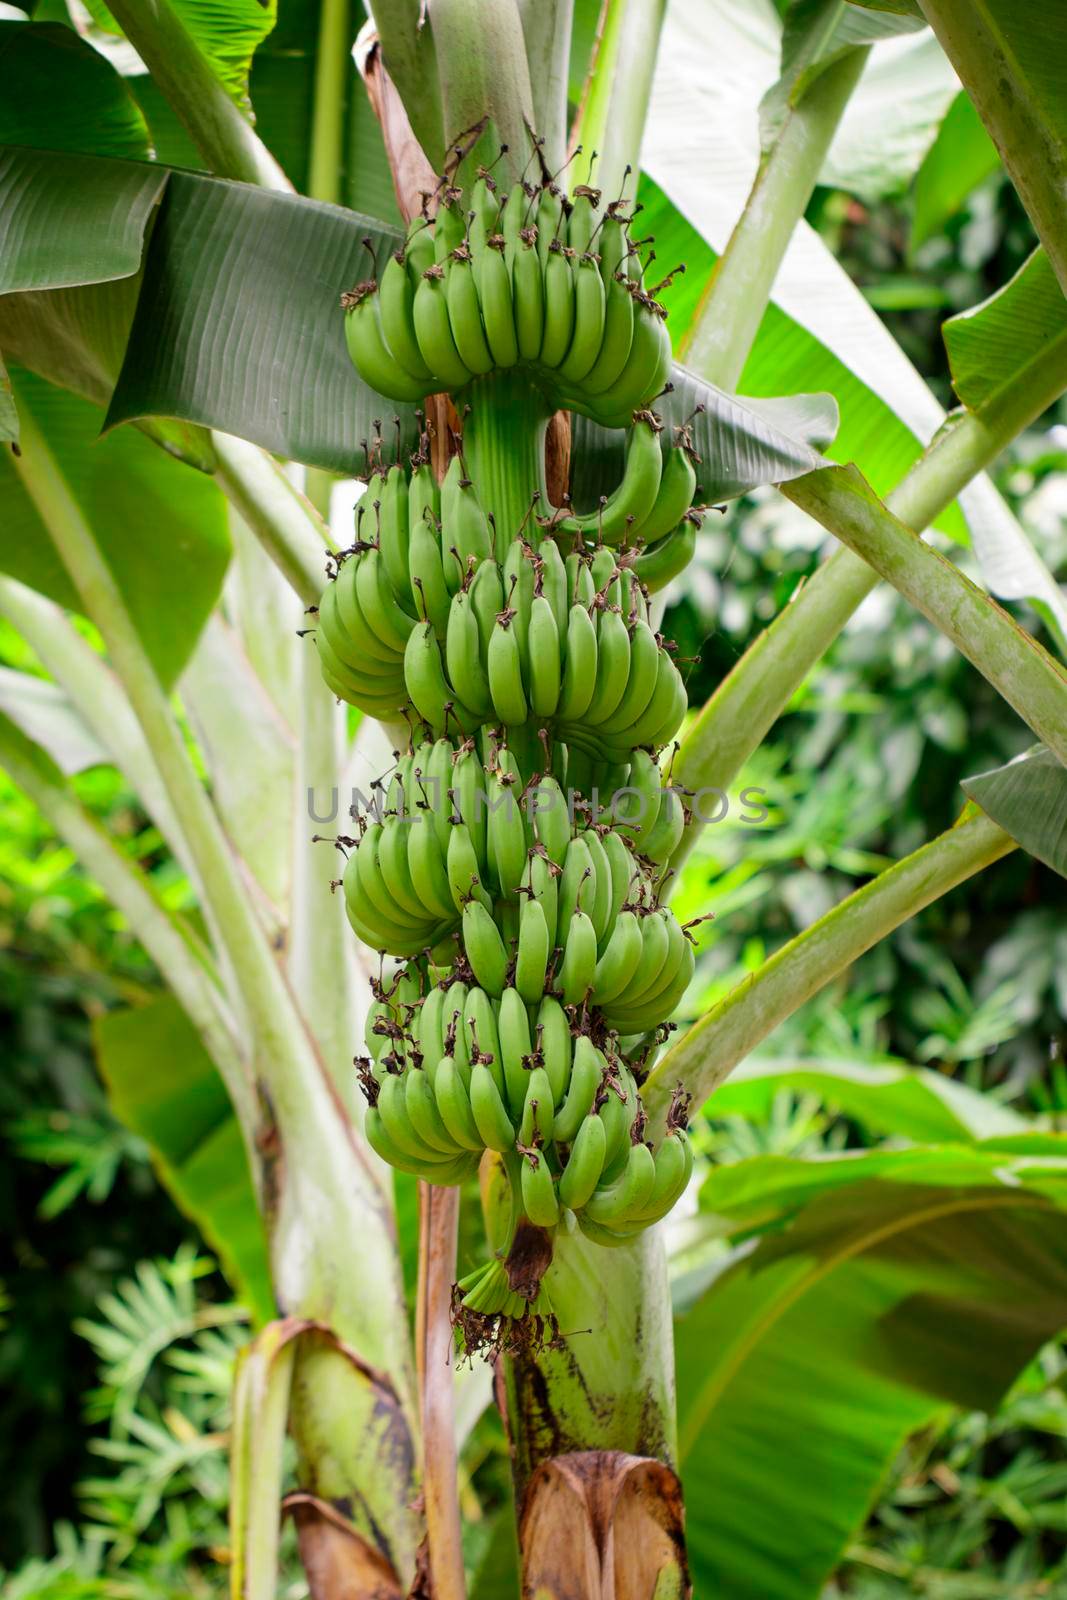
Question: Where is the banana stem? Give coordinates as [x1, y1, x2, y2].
[569, 0, 669, 202]
[416, 1185, 467, 1600]
[105, 0, 288, 190]
[646, 808, 1016, 1126]
[681, 45, 870, 391]
[461, 372, 554, 546]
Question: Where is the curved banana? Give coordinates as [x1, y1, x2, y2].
[558, 1113, 607, 1210]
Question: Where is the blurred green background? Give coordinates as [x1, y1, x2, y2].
[2, 96, 1066, 1600]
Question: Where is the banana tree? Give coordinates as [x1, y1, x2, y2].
[1, 1, 1067, 1597]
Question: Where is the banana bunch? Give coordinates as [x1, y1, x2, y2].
[342, 167, 675, 428]
[459, 829, 696, 1034]
[316, 490, 689, 757]
[341, 736, 690, 959]
[552, 412, 699, 550]
[358, 967, 694, 1301]
[328, 149, 707, 1312]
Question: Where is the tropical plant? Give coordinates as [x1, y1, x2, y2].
[1, 1, 1066, 1597]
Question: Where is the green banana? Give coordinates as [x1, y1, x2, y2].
[584, 607, 631, 726]
[642, 784, 687, 864]
[591, 910, 644, 1005]
[405, 1065, 461, 1154]
[558, 252, 607, 384]
[487, 614, 528, 725]
[433, 1054, 484, 1151]
[520, 1149, 560, 1227]
[633, 513, 700, 593]
[584, 1140, 657, 1224]
[405, 622, 479, 736]
[552, 1035, 603, 1142]
[413, 265, 472, 391]
[513, 230, 545, 362]
[531, 774, 571, 867]
[558, 1112, 607, 1210]
[519, 1065, 555, 1146]
[558, 908, 597, 1005]
[408, 513, 452, 636]
[446, 246, 495, 377]
[343, 290, 428, 402]
[632, 440, 698, 545]
[515, 896, 550, 1002]
[525, 849, 559, 949]
[480, 236, 520, 367]
[497, 985, 533, 1117]
[407, 806, 457, 923]
[485, 762, 527, 900]
[527, 594, 561, 718]
[571, 418, 664, 545]
[539, 242, 576, 369]
[537, 996, 572, 1104]
[446, 822, 491, 913]
[470, 1059, 516, 1152]
[446, 589, 492, 719]
[556, 604, 599, 722]
[462, 899, 510, 995]
[379, 250, 434, 385]
[581, 266, 634, 395]
[376, 464, 415, 614]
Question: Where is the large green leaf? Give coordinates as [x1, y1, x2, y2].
[706, 1054, 1026, 1142]
[639, 0, 1066, 649]
[0, 274, 142, 411]
[0, 349, 14, 442]
[963, 746, 1067, 881]
[247, 0, 400, 220]
[939, 249, 1067, 650]
[917, 0, 1067, 296]
[95, 995, 273, 1325]
[0, 21, 151, 159]
[86, 0, 277, 116]
[677, 1143, 1067, 1599]
[1, 366, 230, 687]
[0, 149, 214, 467]
[639, 6, 969, 529]
[119, 0, 398, 211]
[764, 0, 940, 178]
[945, 247, 1067, 419]
[819, 25, 957, 203]
[0, 144, 164, 294]
[847, 0, 923, 15]
[106, 169, 419, 468]
[698, 1139, 1067, 1222]
[0, 666, 110, 775]
[911, 89, 1001, 252]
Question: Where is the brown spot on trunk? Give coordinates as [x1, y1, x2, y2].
[545, 410, 572, 511]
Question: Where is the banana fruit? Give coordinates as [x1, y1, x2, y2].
[342, 171, 675, 429]
[315, 510, 690, 760]
[326, 146, 710, 1329]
